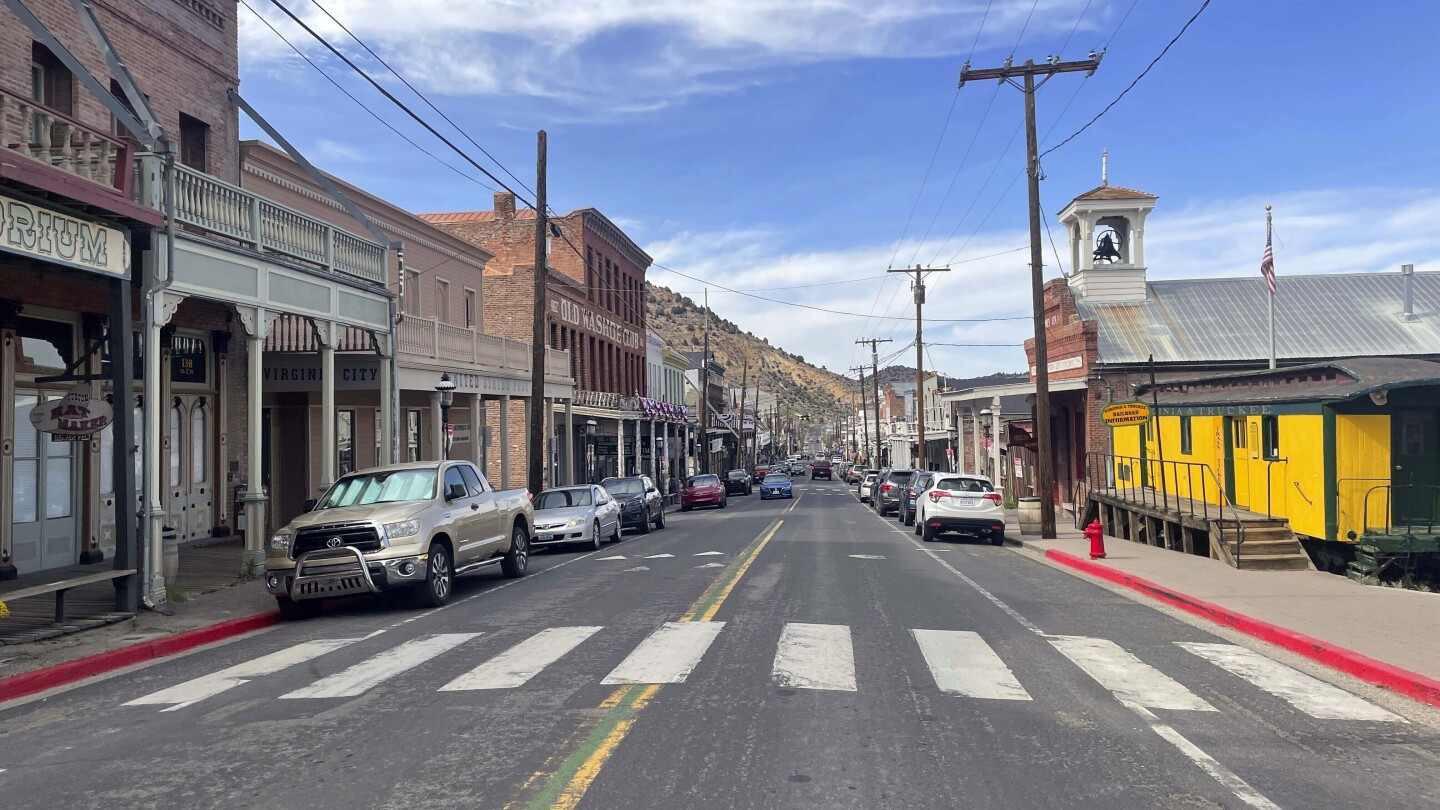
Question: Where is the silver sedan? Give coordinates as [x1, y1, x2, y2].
[532, 485, 621, 551]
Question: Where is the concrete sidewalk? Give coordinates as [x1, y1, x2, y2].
[1017, 525, 1440, 684]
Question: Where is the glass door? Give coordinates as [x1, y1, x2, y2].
[12, 390, 79, 574]
[166, 396, 214, 541]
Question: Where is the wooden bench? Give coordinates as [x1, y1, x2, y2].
[0, 569, 136, 623]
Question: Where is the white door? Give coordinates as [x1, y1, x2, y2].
[12, 390, 79, 574]
[166, 396, 214, 541]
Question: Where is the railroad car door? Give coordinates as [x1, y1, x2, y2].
[1392, 408, 1439, 528]
[1223, 416, 1251, 509]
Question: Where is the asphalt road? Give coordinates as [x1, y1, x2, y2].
[2, 476, 1439, 809]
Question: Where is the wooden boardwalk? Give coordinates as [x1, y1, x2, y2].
[1086, 488, 1313, 571]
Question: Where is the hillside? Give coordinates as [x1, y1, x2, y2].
[645, 283, 852, 419]
[875, 366, 1027, 391]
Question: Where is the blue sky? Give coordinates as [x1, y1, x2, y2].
[238, 0, 1440, 379]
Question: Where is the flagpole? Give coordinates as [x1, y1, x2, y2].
[1266, 205, 1276, 369]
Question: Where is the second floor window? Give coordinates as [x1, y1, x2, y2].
[464, 289, 477, 327]
[31, 42, 73, 117]
[435, 278, 451, 324]
[179, 113, 208, 172]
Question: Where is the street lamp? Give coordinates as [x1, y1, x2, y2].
[435, 372, 456, 460]
[585, 419, 597, 484]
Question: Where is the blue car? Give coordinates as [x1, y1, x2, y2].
[759, 472, 793, 500]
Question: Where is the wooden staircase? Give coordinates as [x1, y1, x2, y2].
[1209, 520, 1314, 571]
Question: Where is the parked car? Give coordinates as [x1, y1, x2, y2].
[724, 469, 753, 496]
[874, 469, 915, 516]
[681, 474, 727, 511]
[915, 474, 1006, 544]
[810, 458, 833, 480]
[601, 476, 666, 534]
[265, 460, 533, 620]
[858, 472, 879, 504]
[754, 464, 772, 479]
[758, 472, 793, 500]
[897, 471, 935, 526]
[845, 466, 865, 485]
[533, 485, 621, 551]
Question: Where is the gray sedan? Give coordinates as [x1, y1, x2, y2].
[532, 485, 621, 551]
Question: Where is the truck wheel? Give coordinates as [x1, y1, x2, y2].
[276, 596, 320, 621]
[414, 542, 453, 607]
[588, 520, 603, 551]
[502, 524, 530, 578]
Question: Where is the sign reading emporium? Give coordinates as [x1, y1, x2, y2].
[1, 192, 130, 279]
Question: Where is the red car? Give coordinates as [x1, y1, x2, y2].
[681, 473, 727, 511]
[754, 465, 772, 478]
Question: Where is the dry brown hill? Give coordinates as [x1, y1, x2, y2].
[645, 283, 853, 420]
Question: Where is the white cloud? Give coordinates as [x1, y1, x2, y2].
[239, 0, 1094, 114]
[311, 138, 369, 163]
[641, 187, 1440, 382]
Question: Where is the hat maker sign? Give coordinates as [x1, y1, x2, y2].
[29, 385, 113, 440]
[1102, 401, 1152, 427]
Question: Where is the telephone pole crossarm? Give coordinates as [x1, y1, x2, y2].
[958, 56, 1101, 88]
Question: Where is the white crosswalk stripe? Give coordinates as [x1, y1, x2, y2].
[772, 623, 856, 691]
[1048, 635, 1216, 711]
[280, 633, 479, 700]
[601, 622, 725, 685]
[912, 629, 1031, 701]
[440, 627, 602, 691]
[1177, 642, 1404, 722]
[125, 638, 358, 709]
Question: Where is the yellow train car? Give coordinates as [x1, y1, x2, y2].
[1106, 358, 1440, 578]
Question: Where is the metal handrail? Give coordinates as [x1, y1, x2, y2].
[1084, 451, 1245, 562]
[1361, 484, 1440, 537]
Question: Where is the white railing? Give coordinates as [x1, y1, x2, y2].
[171, 164, 386, 284]
[396, 314, 571, 379]
[0, 87, 132, 195]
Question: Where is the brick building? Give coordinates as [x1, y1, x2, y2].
[423, 193, 677, 485]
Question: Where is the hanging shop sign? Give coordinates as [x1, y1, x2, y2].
[0, 191, 130, 279]
[29, 384, 113, 440]
[1102, 401, 1151, 427]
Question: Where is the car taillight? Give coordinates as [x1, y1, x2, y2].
[881, 483, 894, 492]
[982, 493, 1003, 503]
[928, 491, 949, 503]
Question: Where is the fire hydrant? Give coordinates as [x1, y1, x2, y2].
[1085, 519, 1107, 560]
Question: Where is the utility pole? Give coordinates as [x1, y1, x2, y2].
[888, 264, 948, 471]
[738, 356, 749, 471]
[699, 288, 711, 474]
[855, 339, 891, 467]
[752, 360, 763, 469]
[527, 129, 548, 495]
[850, 367, 869, 465]
[959, 54, 1101, 539]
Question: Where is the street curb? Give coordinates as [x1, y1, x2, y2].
[0, 611, 280, 704]
[1043, 548, 1440, 708]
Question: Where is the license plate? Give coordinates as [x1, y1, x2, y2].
[538, 533, 555, 541]
[957, 498, 978, 507]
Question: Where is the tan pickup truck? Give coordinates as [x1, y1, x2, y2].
[263, 460, 533, 620]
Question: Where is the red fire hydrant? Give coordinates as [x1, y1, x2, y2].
[1085, 519, 1107, 560]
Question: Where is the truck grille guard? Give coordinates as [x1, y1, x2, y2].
[291, 545, 381, 600]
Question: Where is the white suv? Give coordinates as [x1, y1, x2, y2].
[915, 474, 1006, 545]
[858, 472, 879, 504]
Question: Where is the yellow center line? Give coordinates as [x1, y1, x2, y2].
[514, 518, 786, 809]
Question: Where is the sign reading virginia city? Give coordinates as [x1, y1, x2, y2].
[1102, 401, 1152, 426]
[1, 191, 130, 278]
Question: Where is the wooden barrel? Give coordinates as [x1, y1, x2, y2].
[1017, 497, 1042, 536]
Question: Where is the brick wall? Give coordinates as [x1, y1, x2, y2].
[2, 0, 241, 183]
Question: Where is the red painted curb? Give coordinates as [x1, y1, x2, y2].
[0, 611, 280, 704]
[1044, 548, 1440, 708]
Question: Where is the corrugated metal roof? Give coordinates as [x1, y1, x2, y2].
[1075, 272, 1440, 365]
[1139, 357, 1440, 406]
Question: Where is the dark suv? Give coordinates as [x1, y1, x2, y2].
[810, 458, 833, 480]
[898, 470, 935, 526]
[723, 469, 753, 496]
[874, 469, 915, 516]
[601, 476, 665, 533]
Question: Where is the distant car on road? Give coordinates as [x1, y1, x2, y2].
[874, 469, 915, 517]
[897, 471, 935, 527]
[915, 474, 1006, 544]
[723, 469, 753, 496]
[533, 485, 621, 551]
[758, 472, 793, 500]
[601, 476, 666, 534]
[858, 472, 879, 504]
[681, 474, 727, 511]
[810, 458, 833, 480]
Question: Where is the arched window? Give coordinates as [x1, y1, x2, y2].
[191, 404, 207, 485]
[169, 404, 182, 487]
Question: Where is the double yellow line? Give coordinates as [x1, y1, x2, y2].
[509, 518, 785, 810]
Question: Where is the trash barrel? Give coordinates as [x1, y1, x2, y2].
[1017, 497, 1042, 536]
[162, 526, 180, 580]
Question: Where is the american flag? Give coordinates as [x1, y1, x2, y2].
[1260, 212, 1277, 295]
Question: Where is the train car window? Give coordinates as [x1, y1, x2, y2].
[1233, 418, 1248, 449]
[1179, 416, 1193, 455]
[1261, 416, 1280, 460]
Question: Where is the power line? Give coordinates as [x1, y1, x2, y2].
[887, 89, 959, 270]
[1041, 0, 1212, 159]
[305, 0, 536, 199]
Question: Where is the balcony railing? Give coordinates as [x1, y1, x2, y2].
[396, 314, 571, 378]
[0, 87, 132, 196]
[171, 164, 387, 284]
[574, 389, 640, 411]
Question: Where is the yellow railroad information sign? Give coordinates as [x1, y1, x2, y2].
[1102, 401, 1151, 426]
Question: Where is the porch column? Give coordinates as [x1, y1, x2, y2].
[143, 293, 167, 600]
[617, 417, 626, 478]
[430, 392, 443, 461]
[317, 321, 336, 491]
[0, 306, 17, 580]
[378, 343, 394, 465]
[241, 308, 268, 576]
[989, 396, 1003, 488]
[499, 394, 511, 487]
[468, 392, 483, 467]
[971, 407, 982, 476]
[564, 398, 575, 486]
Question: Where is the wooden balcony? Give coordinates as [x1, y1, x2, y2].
[396, 314, 571, 379]
[0, 87, 134, 197]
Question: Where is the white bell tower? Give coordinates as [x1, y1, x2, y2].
[1060, 151, 1157, 303]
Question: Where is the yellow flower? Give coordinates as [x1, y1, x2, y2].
[0, 600, 8, 619]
